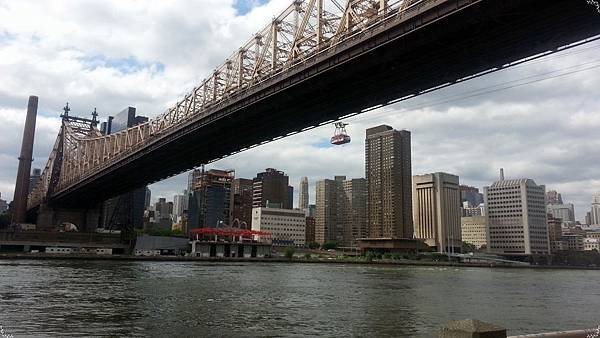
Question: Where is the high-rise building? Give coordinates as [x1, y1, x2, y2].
[299, 176, 309, 212]
[315, 176, 367, 246]
[546, 190, 564, 205]
[252, 207, 306, 247]
[144, 188, 151, 209]
[413, 172, 462, 253]
[586, 211, 593, 226]
[546, 203, 575, 223]
[188, 169, 202, 192]
[101, 107, 149, 230]
[461, 216, 488, 249]
[28, 168, 41, 194]
[173, 194, 186, 222]
[460, 185, 484, 208]
[484, 171, 549, 255]
[315, 176, 344, 244]
[188, 169, 234, 231]
[252, 168, 292, 209]
[341, 178, 367, 246]
[589, 193, 600, 225]
[230, 178, 253, 229]
[365, 125, 412, 239]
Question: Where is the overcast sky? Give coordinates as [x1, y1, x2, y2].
[1, 0, 599, 222]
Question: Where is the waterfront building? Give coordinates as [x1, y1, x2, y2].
[100, 107, 149, 230]
[28, 168, 41, 194]
[251, 207, 306, 246]
[188, 169, 234, 230]
[230, 178, 253, 229]
[299, 176, 309, 212]
[342, 178, 368, 246]
[563, 234, 584, 251]
[461, 216, 488, 249]
[365, 125, 413, 239]
[547, 203, 575, 224]
[460, 185, 484, 208]
[547, 215, 564, 253]
[252, 168, 293, 209]
[484, 170, 550, 255]
[315, 176, 344, 244]
[305, 216, 316, 244]
[583, 238, 600, 251]
[315, 176, 367, 246]
[413, 172, 462, 253]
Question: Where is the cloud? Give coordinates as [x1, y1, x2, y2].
[1, 0, 599, 223]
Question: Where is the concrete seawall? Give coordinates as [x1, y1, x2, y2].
[1, 253, 599, 270]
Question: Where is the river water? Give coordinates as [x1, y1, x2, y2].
[0, 260, 598, 337]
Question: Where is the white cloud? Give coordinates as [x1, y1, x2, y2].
[0, 0, 599, 222]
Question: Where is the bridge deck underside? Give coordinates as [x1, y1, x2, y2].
[49, 0, 600, 208]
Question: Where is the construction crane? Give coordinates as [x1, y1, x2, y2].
[330, 122, 351, 145]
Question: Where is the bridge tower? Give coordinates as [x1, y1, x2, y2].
[36, 103, 103, 232]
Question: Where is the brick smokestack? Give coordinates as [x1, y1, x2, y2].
[12, 95, 38, 224]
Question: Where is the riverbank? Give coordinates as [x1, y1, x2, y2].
[2, 253, 599, 270]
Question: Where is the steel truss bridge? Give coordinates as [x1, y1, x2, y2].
[27, 0, 600, 214]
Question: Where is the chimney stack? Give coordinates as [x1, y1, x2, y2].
[12, 95, 38, 224]
[499, 168, 505, 181]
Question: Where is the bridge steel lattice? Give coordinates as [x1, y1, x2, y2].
[27, 0, 600, 213]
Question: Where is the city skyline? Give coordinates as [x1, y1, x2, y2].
[0, 0, 599, 223]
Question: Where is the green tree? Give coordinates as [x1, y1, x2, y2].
[285, 247, 296, 260]
[304, 253, 312, 260]
[321, 242, 337, 250]
[462, 241, 477, 253]
[307, 242, 320, 249]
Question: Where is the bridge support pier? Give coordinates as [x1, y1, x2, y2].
[37, 203, 102, 232]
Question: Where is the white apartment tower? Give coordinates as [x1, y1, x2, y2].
[484, 170, 549, 255]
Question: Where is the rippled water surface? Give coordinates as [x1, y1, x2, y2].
[0, 260, 599, 337]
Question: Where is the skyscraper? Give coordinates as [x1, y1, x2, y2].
[315, 176, 367, 246]
[173, 194, 186, 221]
[252, 168, 292, 209]
[365, 125, 412, 239]
[101, 107, 149, 230]
[546, 203, 575, 223]
[484, 171, 549, 255]
[413, 172, 462, 253]
[299, 176, 309, 212]
[341, 178, 367, 246]
[315, 176, 344, 244]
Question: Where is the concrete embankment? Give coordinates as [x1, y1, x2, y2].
[1, 253, 599, 270]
